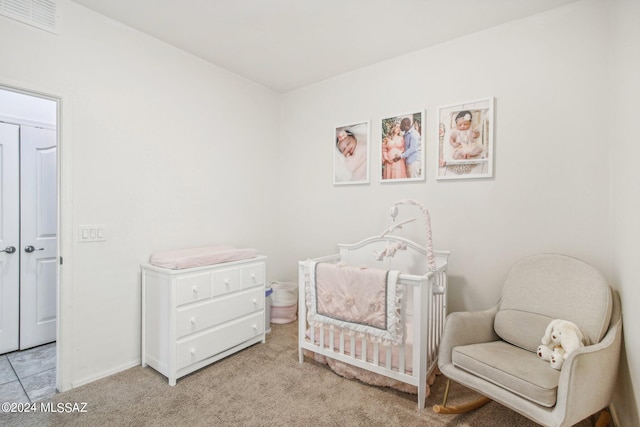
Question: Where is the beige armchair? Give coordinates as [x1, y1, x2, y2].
[436, 254, 622, 427]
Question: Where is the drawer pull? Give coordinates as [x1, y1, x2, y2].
[251, 273, 256, 281]
[190, 317, 197, 325]
[224, 280, 230, 288]
[252, 324, 258, 332]
[192, 287, 198, 295]
[190, 348, 196, 356]
[252, 298, 257, 305]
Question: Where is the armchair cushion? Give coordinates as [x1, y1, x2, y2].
[493, 254, 612, 352]
[453, 341, 560, 407]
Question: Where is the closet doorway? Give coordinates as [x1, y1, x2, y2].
[0, 88, 58, 355]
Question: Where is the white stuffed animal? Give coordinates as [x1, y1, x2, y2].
[537, 319, 586, 370]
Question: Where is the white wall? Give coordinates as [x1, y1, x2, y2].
[0, 0, 281, 389]
[279, 1, 611, 313]
[611, 0, 640, 424]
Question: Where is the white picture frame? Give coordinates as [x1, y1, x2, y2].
[380, 110, 425, 183]
[437, 97, 494, 180]
[333, 121, 370, 185]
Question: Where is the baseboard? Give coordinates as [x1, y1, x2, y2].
[71, 358, 140, 389]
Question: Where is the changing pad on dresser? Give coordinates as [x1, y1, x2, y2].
[149, 245, 258, 269]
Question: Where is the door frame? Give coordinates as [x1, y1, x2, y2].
[0, 80, 71, 392]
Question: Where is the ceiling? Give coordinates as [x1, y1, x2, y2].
[71, 0, 579, 93]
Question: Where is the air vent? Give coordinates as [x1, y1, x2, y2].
[0, 0, 58, 34]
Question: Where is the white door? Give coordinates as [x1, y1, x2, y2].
[0, 123, 20, 354]
[19, 125, 57, 350]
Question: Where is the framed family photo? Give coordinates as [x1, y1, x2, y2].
[333, 121, 370, 185]
[380, 111, 425, 182]
[437, 97, 494, 180]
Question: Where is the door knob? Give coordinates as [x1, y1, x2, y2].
[1, 246, 16, 254]
[24, 245, 44, 253]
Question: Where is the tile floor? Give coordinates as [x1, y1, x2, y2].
[0, 343, 57, 404]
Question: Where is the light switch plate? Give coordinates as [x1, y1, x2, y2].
[79, 225, 106, 242]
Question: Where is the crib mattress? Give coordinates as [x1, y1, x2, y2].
[149, 245, 257, 269]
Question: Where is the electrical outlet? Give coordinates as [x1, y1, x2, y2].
[79, 225, 106, 242]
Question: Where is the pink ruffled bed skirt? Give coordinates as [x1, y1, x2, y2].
[304, 349, 438, 395]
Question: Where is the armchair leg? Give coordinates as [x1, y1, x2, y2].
[594, 408, 612, 427]
[432, 378, 491, 414]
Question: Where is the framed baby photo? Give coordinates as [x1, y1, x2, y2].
[333, 121, 370, 185]
[380, 111, 425, 183]
[436, 97, 494, 180]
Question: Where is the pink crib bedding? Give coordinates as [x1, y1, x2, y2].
[308, 261, 403, 345]
[149, 245, 257, 269]
[303, 262, 440, 396]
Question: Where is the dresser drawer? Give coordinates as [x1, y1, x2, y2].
[176, 288, 264, 338]
[241, 263, 265, 289]
[176, 312, 264, 370]
[176, 272, 212, 306]
[211, 267, 241, 297]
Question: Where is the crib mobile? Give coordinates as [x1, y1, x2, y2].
[298, 200, 449, 410]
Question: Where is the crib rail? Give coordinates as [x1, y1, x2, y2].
[298, 254, 449, 410]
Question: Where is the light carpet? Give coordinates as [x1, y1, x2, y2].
[1, 321, 596, 426]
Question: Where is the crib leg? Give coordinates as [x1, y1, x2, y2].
[433, 378, 491, 414]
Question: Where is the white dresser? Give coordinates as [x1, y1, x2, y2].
[141, 256, 266, 385]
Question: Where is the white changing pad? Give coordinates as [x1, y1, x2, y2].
[149, 245, 258, 269]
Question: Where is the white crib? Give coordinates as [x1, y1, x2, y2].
[298, 234, 449, 410]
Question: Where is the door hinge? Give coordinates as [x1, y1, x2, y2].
[59, 256, 63, 265]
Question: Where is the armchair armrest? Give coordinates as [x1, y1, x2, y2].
[554, 294, 622, 425]
[438, 305, 500, 367]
